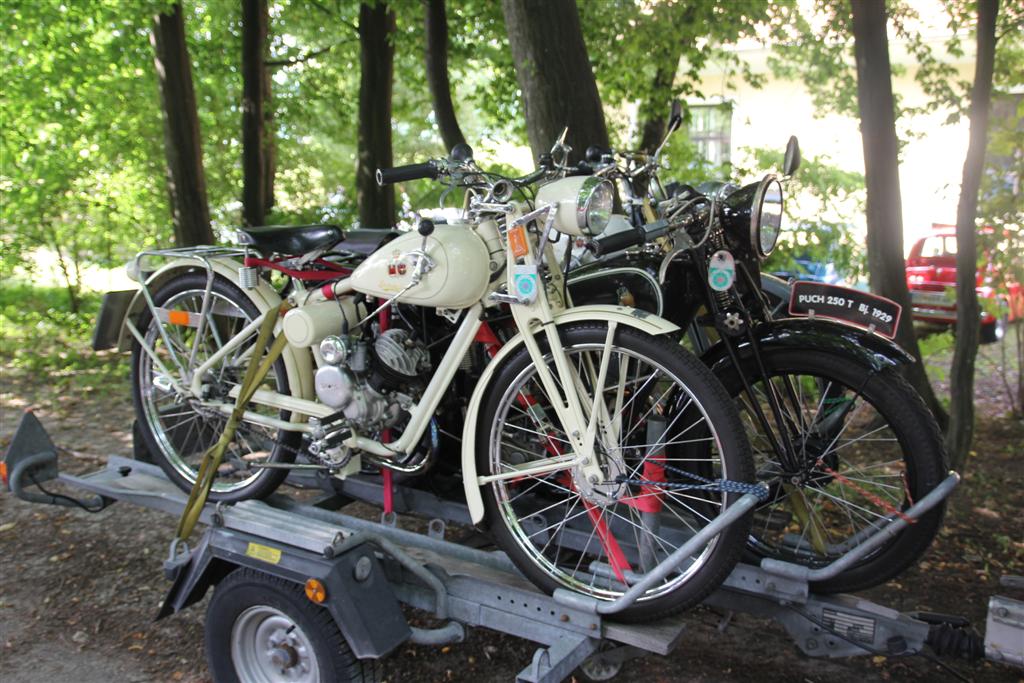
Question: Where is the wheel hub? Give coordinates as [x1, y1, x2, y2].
[571, 446, 628, 506]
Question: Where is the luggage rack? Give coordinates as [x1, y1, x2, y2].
[4, 411, 1022, 681]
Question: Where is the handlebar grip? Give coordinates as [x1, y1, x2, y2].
[376, 162, 439, 186]
[589, 228, 646, 256]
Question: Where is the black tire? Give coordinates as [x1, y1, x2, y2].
[131, 272, 300, 502]
[715, 348, 947, 594]
[206, 568, 381, 683]
[477, 323, 754, 622]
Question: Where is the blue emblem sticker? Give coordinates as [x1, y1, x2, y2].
[513, 265, 539, 303]
[708, 250, 736, 292]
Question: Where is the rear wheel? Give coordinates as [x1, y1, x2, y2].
[716, 349, 947, 593]
[478, 324, 754, 622]
[130, 272, 300, 502]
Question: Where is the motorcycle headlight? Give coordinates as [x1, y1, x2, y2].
[577, 177, 614, 235]
[752, 176, 784, 258]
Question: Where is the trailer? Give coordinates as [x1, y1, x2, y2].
[4, 410, 1022, 682]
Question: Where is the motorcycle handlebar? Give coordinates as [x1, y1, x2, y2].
[376, 162, 440, 186]
[589, 219, 671, 257]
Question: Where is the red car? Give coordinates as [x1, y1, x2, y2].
[906, 226, 1023, 343]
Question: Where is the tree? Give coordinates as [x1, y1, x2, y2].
[947, 0, 1000, 467]
[501, 0, 608, 163]
[356, 1, 396, 228]
[424, 0, 466, 153]
[850, 0, 946, 426]
[241, 0, 274, 227]
[151, 3, 214, 246]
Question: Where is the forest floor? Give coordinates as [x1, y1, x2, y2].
[0, 287, 1021, 683]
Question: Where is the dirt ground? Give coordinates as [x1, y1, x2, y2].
[1, 339, 1022, 683]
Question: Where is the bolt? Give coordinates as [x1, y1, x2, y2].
[996, 607, 1010, 618]
[806, 638, 818, 650]
[588, 475, 600, 485]
[572, 431, 581, 438]
[581, 457, 591, 466]
[353, 555, 372, 582]
[560, 614, 570, 622]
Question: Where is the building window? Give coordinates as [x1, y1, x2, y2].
[688, 103, 733, 166]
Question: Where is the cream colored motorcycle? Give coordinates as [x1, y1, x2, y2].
[106, 149, 759, 619]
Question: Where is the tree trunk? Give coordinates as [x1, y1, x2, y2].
[946, 0, 998, 469]
[637, 54, 682, 154]
[151, 3, 214, 246]
[850, 0, 947, 427]
[356, 2, 396, 228]
[424, 0, 466, 153]
[501, 0, 609, 163]
[241, 0, 272, 227]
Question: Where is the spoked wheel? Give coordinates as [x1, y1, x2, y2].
[131, 272, 300, 502]
[719, 349, 947, 594]
[478, 324, 754, 622]
[206, 568, 380, 683]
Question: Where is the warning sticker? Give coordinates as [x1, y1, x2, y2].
[246, 542, 282, 565]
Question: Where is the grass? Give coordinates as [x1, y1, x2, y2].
[0, 280, 130, 390]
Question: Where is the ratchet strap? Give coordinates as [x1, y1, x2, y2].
[174, 302, 291, 541]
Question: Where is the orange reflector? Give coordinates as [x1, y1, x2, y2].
[167, 310, 190, 326]
[0, 461, 7, 488]
[305, 578, 327, 604]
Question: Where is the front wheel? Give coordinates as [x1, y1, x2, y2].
[716, 348, 947, 594]
[206, 568, 381, 683]
[477, 324, 754, 622]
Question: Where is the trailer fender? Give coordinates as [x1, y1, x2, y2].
[97, 257, 314, 407]
[701, 317, 915, 376]
[461, 305, 680, 525]
[158, 530, 411, 659]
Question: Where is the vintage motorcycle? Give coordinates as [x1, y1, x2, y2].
[98, 150, 765, 620]
[559, 114, 948, 595]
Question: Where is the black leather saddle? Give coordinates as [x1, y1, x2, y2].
[238, 224, 398, 257]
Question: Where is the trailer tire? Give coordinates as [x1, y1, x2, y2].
[206, 567, 382, 683]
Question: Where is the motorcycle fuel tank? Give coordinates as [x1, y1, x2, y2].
[350, 223, 491, 309]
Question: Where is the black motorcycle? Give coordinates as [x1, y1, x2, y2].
[565, 120, 947, 594]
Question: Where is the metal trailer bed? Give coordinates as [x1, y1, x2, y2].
[4, 411, 1022, 682]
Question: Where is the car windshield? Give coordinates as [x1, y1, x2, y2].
[919, 235, 958, 258]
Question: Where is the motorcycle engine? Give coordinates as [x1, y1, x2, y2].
[314, 326, 430, 432]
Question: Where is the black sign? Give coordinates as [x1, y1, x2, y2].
[788, 281, 902, 339]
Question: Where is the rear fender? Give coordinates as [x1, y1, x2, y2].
[110, 257, 314, 405]
[701, 317, 914, 377]
[461, 305, 680, 524]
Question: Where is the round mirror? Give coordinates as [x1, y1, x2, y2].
[752, 175, 783, 258]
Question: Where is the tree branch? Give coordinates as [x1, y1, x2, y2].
[266, 41, 352, 67]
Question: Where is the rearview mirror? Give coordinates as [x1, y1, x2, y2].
[783, 136, 801, 176]
[668, 100, 683, 131]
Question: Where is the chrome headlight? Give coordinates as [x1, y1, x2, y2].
[752, 176, 784, 258]
[577, 177, 614, 235]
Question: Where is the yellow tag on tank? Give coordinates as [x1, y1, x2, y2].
[246, 542, 282, 565]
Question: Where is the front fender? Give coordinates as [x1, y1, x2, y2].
[113, 257, 315, 406]
[461, 305, 680, 525]
[701, 317, 914, 377]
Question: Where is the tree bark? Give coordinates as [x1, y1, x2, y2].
[637, 54, 682, 154]
[850, 0, 947, 427]
[241, 0, 273, 226]
[151, 3, 213, 246]
[946, 0, 998, 469]
[424, 0, 466, 153]
[501, 0, 609, 163]
[356, 2, 396, 228]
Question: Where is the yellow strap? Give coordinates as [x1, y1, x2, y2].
[174, 303, 290, 541]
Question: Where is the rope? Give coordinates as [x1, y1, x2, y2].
[616, 460, 769, 500]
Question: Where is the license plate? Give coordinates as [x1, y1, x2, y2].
[912, 291, 952, 306]
[788, 281, 902, 339]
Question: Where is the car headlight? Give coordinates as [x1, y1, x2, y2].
[752, 176, 784, 258]
[577, 177, 614, 235]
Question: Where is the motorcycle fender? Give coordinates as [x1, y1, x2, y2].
[701, 317, 915, 376]
[114, 257, 315, 406]
[461, 305, 680, 525]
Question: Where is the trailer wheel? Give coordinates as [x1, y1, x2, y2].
[206, 568, 382, 683]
